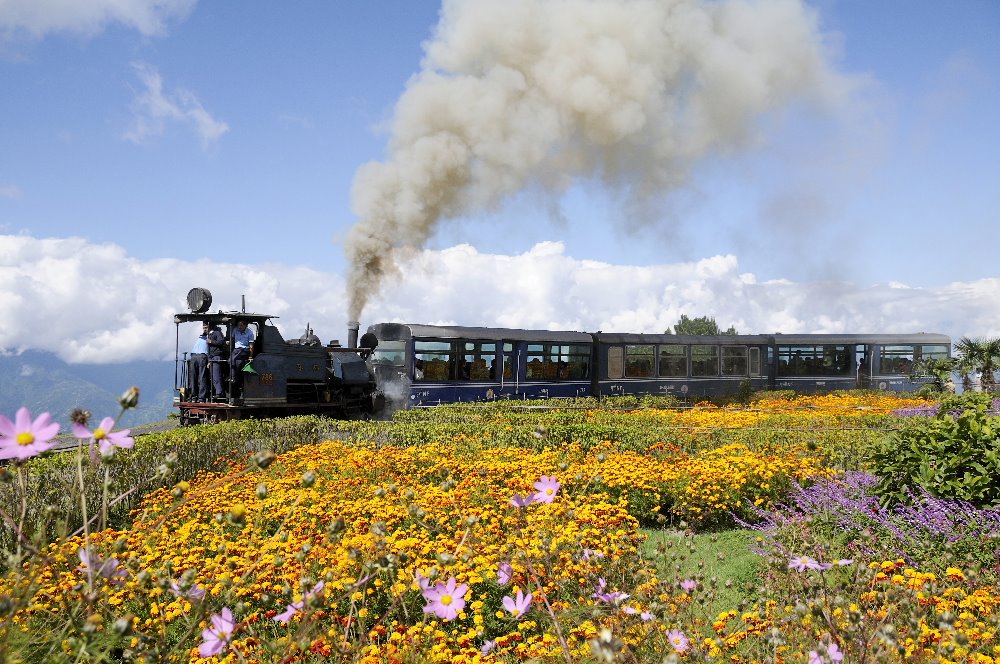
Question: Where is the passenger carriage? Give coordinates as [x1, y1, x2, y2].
[366, 323, 593, 409]
[769, 333, 951, 394]
[592, 333, 773, 401]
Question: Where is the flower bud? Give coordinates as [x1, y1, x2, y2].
[112, 615, 132, 635]
[301, 470, 317, 488]
[118, 386, 140, 410]
[70, 408, 92, 426]
[229, 505, 247, 524]
[256, 483, 268, 499]
[252, 449, 277, 469]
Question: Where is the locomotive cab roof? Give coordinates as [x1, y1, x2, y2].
[173, 311, 278, 326]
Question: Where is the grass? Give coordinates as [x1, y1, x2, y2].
[641, 527, 764, 616]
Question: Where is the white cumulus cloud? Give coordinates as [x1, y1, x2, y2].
[124, 62, 229, 149]
[0, 0, 196, 39]
[1, 234, 997, 365]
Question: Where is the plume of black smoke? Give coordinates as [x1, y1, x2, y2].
[345, 0, 854, 320]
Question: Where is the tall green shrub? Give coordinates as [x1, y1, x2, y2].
[870, 401, 1000, 507]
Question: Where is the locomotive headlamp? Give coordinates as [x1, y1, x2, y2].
[186, 287, 213, 314]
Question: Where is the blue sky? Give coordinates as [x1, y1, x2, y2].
[1, 0, 999, 364]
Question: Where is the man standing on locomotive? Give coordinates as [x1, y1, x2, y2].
[206, 322, 227, 399]
[231, 319, 255, 397]
[188, 323, 210, 402]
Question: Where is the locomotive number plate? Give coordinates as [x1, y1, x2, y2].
[260, 372, 274, 386]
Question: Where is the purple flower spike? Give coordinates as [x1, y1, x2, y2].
[0, 407, 59, 460]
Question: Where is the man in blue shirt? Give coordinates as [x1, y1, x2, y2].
[231, 319, 255, 396]
[188, 322, 210, 402]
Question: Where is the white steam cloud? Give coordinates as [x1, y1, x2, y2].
[345, 0, 856, 319]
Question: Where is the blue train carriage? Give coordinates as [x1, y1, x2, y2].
[770, 333, 951, 393]
[365, 323, 594, 408]
[592, 333, 773, 401]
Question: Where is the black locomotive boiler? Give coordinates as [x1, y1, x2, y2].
[173, 288, 383, 426]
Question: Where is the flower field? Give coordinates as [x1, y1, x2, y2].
[3, 392, 1000, 662]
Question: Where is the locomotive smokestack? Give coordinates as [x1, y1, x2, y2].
[347, 321, 360, 349]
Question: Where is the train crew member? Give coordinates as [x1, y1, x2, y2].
[188, 323, 210, 402]
[231, 319, 255, 395]
[206, 322, 227, 398]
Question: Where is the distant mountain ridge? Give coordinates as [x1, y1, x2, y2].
[0, 350, 175, 429]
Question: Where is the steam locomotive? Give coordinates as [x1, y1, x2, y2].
[365, 323, 952, 410]
[173, 288, 383, 426]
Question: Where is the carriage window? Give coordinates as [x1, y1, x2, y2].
[371, 341, 406, 368]
[458, 341, 497, 381]
[502, 343, 514, 380]
[749, 347, 761, 376]
[691, 346, 719, 377]
[526, 343, 591, 380]
[607, 346, 624, 379]
[625, 345, 654, 377]
[778, 345, 852, 376]
[721, 346, 748, 376]
[879, 345, 915, 375]
[916, 345, 949, 361]
[414, 340, 454, 381]
[658, 344, 687, 377]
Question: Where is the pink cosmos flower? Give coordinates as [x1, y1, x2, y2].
[72, 416, 134, 457]
[422, 577, 468, 621]
[501, 589, 532, 618]
[591, 577, 629, 604]
[481, 640, 495, 656]
[622, 606, 654, 620]
[414, 571, 432, 591]
[582, 548, 605, 561]
[497, 562, 512, 585]
[77, 548, 127, 585]
[199, 607, 236, 658]
[788, 555, 824, 572]
[0, 407, 59, 461]
[667, 629, 690, 654]
[273, 581, 325, 624]
[509, 494, 535, 508]
[531, 475, 560, 504]
[809, 638, 845, 663]
[169, 579, 206, 601]
[680, 579, 697, 593]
